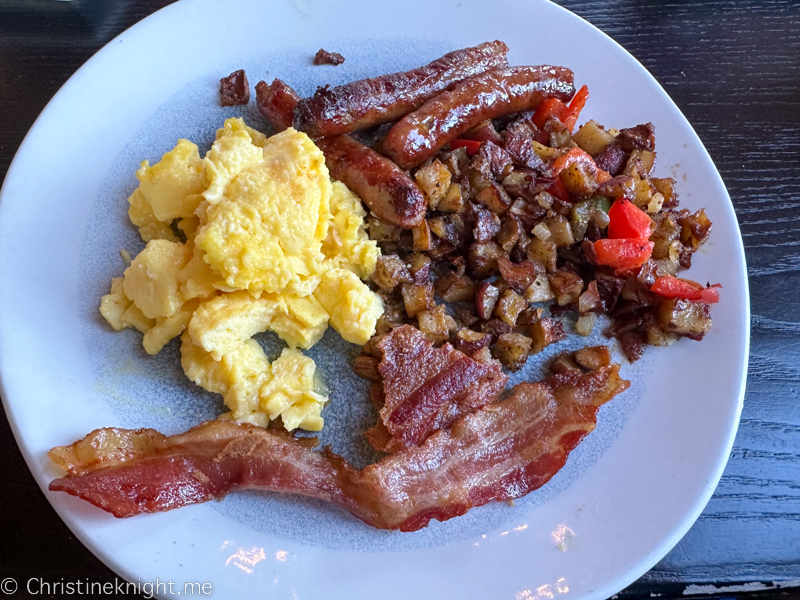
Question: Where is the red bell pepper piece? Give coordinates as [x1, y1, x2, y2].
[450, 139, 482, 156]
[651, 276, 721, 304]
[594, 238, 654, 273]
[608, 199, 653, 241]
[532, 98, 570, 130]
[563, 85, 589, 132]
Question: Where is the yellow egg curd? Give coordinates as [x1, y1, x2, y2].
[100, 118, 382, 431]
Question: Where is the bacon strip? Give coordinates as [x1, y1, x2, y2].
[382, 65, 575, 169]
[49, 366, 629, 530]
[293, 41, 510, 138]
[371, 325, 507, 452]
[355, 365, 628, 530]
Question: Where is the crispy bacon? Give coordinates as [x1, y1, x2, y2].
[47, 422, 371, 521]
[369, 325, 507, 452]
[49, 365, 627, 529]
[355, 364, 629, 530]
[293, 41, 510, 138]
[49, 364, 628, 530]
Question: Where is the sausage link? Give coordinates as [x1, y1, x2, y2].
[382, 66, 575, 169]
[316, 135, 426, 229]
[294, 41, 510, 138]
[256, 79, 300, 132]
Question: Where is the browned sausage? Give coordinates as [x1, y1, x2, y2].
[382, 66, 575, 169]
[316, 135, 426, 229]
[255, 79, 300, 132]
[294, 41, 510, 138]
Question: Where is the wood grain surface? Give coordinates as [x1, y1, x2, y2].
[1, 1, 799, 598]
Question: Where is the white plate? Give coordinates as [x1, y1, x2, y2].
[0, 0, 749, 598]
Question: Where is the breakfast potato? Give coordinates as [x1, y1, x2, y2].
[417, 305, 457, 344]
[493, 333, 533, 372]
[401, 282, 435, 318]
[527, 317, 568, 354]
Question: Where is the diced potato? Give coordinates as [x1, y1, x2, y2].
[435, 271, 477, 302]
[678, 208, 713, 251]
[657, 298, 712, 339]
[476, 182, 512, 214]
[415, 159, 452, 209]
[493, 333, 533, 372]
[572, 120, 616, 156]
[548, 270, 584, 306]
[632, 178, 654, 210]
[454, 328, 492, 355]
[475, 282, 501, 319]
[549, 127, 574, 149]
[371, 255, 411, 292]
[405, 253, 432, 283]
[651, 177, 677, 208]
[417, 304, 457, 344]
[412, 219, 435, 251]
[628, 148, 656, 174]
[498, 258, 538, 294]
[439, 147, 469, 179]
[367, 216, 401, 242]
[531, 139, 559, 161]
[544, 215, 575, 247]
[362, 333, 386, 358]
[401, 282, 435, 318]
[438, 182, 465, 213]
[527, 317, 567, 354]
[524, 274, 555, 303]
[497, 217, 522, 252]
[428, 214, 467, 246]
[650, 213, 681, 260]
[574, 345, 611, 370]
[597, 175, 635, 199]
[471, 346, 495, 364]
[494, 289, 527, 326]
[517, 306, 543, 327]
[559, 160, 598, 198]
[645, 315, 678, 347]
[578, 280, 601, 313]
[467, 241, 503, 278]
[527, 238, 558, 273]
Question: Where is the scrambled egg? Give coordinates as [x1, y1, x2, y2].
[100, 118, 382, 431]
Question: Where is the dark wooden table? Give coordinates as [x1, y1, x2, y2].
[1, 1, 799, 599]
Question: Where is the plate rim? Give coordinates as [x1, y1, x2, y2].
[0, 0, 750, 597]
